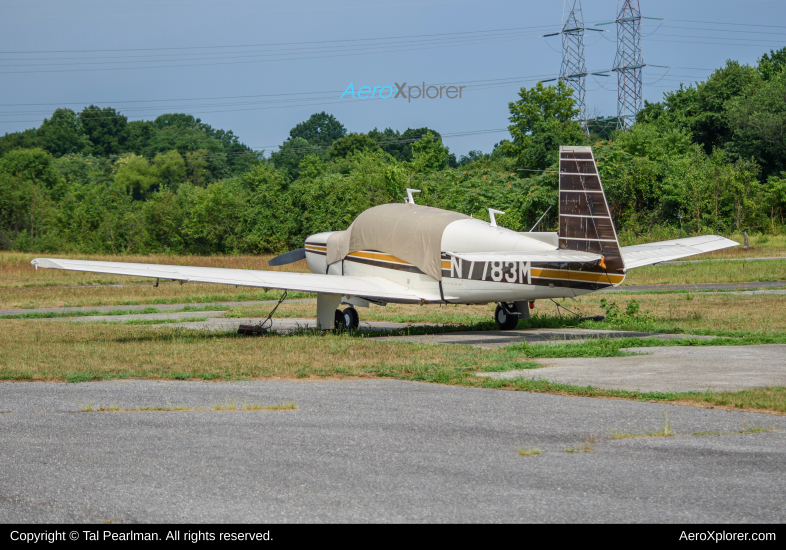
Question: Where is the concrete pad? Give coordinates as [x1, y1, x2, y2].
[662, 256, 786, 265]
[376, 328, 712, 349]
[56, 310, 227, 323]
[1, 380, 784, 522]
[479, 344, 786, 393]
[164, 316, 436, 333]
[606, 281, 786, 293]
[0, 298, 316, 317]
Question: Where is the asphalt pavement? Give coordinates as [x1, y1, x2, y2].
[479, 345, 786, 392]
[0, 379, 784, 523]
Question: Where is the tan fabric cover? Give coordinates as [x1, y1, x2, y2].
[325, 203, 470, 281]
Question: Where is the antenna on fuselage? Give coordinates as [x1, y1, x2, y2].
[529, 205, 552, 232]
[405, 188, 421, 204]
[488, 208, 505, 228]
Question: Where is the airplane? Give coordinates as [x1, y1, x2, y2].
[32, 145, 738, 331]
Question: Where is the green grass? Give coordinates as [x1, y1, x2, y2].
[3, 310, 786, 414]
[517, 447, 542, 456]
[480, 361, 540, 372]
[505, 338, 643, 358]
[623, 258, 786, 286]
[0, 305, 228, 320]
[692, 426, 771, 436]
[97, 316, 210, 326]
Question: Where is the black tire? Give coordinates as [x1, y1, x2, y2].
[495, 303, 519, 330]
[334, 309, 347, 331]
[343, 307, 359, 330]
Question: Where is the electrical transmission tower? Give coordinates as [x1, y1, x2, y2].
[544, 2, 603, 134]
[559, 1, 588, 132]
[613, 0, 645, 130]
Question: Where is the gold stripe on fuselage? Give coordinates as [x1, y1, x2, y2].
[531, 268, 624, 284]
[347, 251, 409, 265]
[306, 246, 623, 285]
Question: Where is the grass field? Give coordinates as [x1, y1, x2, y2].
[619, 233, 786, 259]
[1, 320, 783, 414]
[2, 244, 785, 415]
[226, 292, 786, 337]
[1, 240, 784, 309]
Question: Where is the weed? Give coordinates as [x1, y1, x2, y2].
[75, 398, 94, 412]
[693, 426, 772, 436]
[260, 402, 298, 411]
[599, 298, 649, 324]
[740, 425, 771, 434]
[610, 413, 673, 439]
[212, 397, 238, 411]
[653, 412, 673, 437]
[517, 447, 541, 456]
[564, 448, 580, 453]
[481, 361, 540, 372]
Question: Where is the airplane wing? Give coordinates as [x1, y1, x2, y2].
[449, 250, 604, 263]
[30, 258, 444, 302]
[620, 235, 739, 269]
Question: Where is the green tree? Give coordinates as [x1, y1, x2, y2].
[0, 148, 64, 250]
[270, 137, 320, 180]
[648, 61, 761, 155]
[113, 154, 157, 200]
[152, 150, 187, 190]
[37, 109, 91, 157]
[329, 133, 380, 159]
[0, 128, 39, 157]
[758, 47, 786, 81]
[501, 80, 586, 170]
[185, 150, 210, 187]
[145, 127, 227, 181]
[79, 105, 127, 156]
[0, 148, 67, 198]
[241, 163, 296, 252]
[122, 121, 157, 155]
[368, 127, 443, 162]
[725, 71, 786, 176]
[288, 112, 346, 146]
[764, 172, 786, 231]
[410, 131, 450, 173]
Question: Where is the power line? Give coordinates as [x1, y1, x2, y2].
[0, 34, 547, 74]
[44, 127, 513, 164]
[0, 23, 563, 54]
[0, 29, 543, 63]
[665, 18, 786, 30]
[0, 31, 549, 68]
[0, 74, 558, 122]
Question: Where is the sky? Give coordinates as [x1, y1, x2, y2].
[1, 0, 785, 158]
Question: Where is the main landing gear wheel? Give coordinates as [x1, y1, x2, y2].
[334, 307, 360, 331]
[494, 303, 519, 330]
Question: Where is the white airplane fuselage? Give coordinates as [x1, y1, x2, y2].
[304, 218, 625, 305]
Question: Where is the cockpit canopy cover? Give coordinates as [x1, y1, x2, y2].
[326, 203, 470, 281]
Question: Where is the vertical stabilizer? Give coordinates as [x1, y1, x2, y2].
[558, 145, 625, 275]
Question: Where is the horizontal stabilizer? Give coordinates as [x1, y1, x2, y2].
[30, 258, 450, 303]
[449, 250, 603, 264]
[620, 235, 739, 269]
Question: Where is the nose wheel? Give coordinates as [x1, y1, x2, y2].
[494, 302, 519, 330]
[334, 306, 360, 330]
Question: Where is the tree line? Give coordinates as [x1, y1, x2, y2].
[1, 48, 785, 255]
